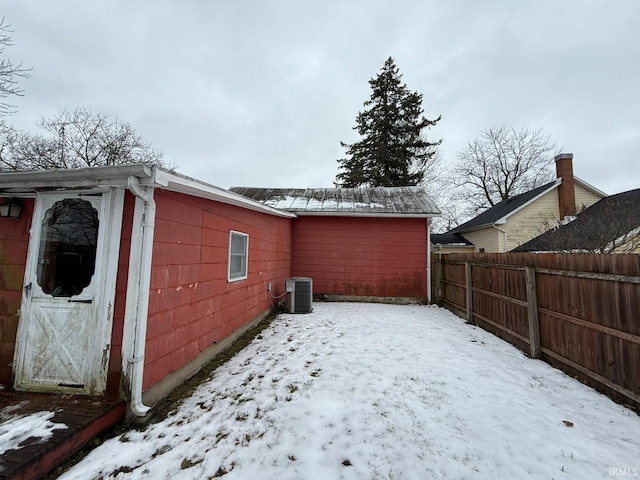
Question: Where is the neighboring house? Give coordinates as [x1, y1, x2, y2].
[230, 187, 441, 300]
[431, 153, 606, 253]
[0, 167, 439, 417]
[514, 188, 640, 253]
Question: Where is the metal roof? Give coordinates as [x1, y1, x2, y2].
[229, 187, 441, 217]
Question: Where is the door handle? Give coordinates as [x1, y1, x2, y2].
[24, 282, 32, 296]
[68, 299, 93, 304]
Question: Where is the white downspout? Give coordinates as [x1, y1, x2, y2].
[126, 176, 155, 416]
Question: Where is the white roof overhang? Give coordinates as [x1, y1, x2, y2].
[0, 165, 296, 219]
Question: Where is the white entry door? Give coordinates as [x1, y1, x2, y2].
[14, 190, 123, 395]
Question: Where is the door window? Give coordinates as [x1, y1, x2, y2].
[36, 198, 99, 297]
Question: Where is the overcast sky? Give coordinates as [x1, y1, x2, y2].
[3, 1, 639, 195]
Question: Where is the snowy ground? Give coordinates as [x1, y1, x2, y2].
[60, 303, 639, 479]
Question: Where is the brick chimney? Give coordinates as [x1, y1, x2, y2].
[555, 153, 576, 219]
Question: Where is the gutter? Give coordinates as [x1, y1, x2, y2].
[291, 212, 436, 218]
[125, 176, 156, 416]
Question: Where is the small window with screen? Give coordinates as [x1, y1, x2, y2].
[228, 231, 248, 281]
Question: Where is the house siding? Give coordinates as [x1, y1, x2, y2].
[506, 184, 604, 251]
[613, 235, 640, 253]
[291, 216, 428, 298]
[141, 190, 291, 391]
[505, 190, 560, 251]
[574, 182, 603, 212]
[0, 199, 33, 387]
[460, 228, 501, 253]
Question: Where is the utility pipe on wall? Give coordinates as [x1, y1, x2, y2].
[126, 176, 156, 416]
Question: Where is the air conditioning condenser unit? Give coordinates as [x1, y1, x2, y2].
[285, 277, 313, 314]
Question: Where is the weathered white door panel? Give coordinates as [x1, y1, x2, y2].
[22, 300, 92, 388]
[14, 189, 123, 395]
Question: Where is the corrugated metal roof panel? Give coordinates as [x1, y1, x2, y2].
[229, 186, 441, 217]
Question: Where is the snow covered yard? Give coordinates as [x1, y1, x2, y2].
[60, 303, 639, 479]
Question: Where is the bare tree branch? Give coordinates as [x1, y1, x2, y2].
[1, 107, 168, 171]
[451, 125, 557, 218]
[0, 17, 30, 120]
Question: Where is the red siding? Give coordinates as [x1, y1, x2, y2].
[0, 199, 33, 387]
[1, 191, 428, 397]
[141, 190, 292, 390]
[291, 216, 428, 298]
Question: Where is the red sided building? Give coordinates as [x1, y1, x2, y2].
[0, 167, 439, 418]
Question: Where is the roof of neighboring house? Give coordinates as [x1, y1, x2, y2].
[229, 187, 441, 217]
[448, 181, 558, 234]
[432, 174, 606, 247]
[513, 188, 640, 253]
[0, 164, 295, 219]
[430, 232, 473, 246]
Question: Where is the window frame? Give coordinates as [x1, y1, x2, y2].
[228, 230, 249, 282]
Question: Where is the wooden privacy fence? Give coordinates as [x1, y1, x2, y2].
[431, 253, 640, 411]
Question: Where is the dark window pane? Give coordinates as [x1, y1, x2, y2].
[36, 198, 99, 297]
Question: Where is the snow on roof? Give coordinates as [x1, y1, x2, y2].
[229, 186, 441, 217]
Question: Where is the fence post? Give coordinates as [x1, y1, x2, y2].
[465, 261, 474, 324]
[435, 254, 442, 302]
[525, 266, 541, 359]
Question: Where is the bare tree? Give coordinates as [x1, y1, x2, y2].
[452, 125, 557, 216]
[418, 151, 462, 233]
[0, 127, 56, 170]
[0, 22, 163, 172]
[0, 17, 30, 121]
[429, 198, 466, 233]
[39, 107, 164, 168]
[1, 107, 167, 171]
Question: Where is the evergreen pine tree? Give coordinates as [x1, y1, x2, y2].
[336, 57, 441, 187]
